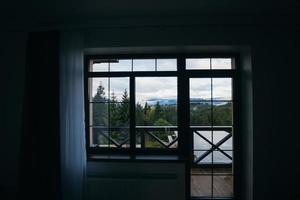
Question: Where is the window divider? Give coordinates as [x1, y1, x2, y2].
[129, 76, 136, 155]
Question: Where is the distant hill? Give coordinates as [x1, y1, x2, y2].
[146, 98, 229, 106]
[147, 98, 177, 106]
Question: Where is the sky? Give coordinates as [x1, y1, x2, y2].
[91, 59, 232, 104]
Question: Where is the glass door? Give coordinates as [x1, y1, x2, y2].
[189, 77, 234, 198]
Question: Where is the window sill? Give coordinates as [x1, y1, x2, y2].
[87, 154, 186, 163]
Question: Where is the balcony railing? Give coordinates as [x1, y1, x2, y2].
[91, 126, 178, 149]
[136, 126, 178, 149]
[190, 126, 233, 165]
[92, 126, 232, 163]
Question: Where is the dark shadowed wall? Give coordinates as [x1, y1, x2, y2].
[0, 31, 27, 199]
[1, 16, 299, 200]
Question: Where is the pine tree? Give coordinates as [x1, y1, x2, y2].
[114, 89, 130, 142]
[118, 89, 129, 126]
[92, 84, 108, 145]
[93, 84, 106, 102]
[109, 91, 118, 127]
[135, 103, 144, 125]
[143, 102, 151, 125]
[154, 101, 163, 122]
[92, 84, 108, 127]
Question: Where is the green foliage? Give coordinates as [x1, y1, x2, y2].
[190, 103, 232, 126]
[92, 85, 108, 127]
[154, 118, 172, 126]
[92, 83, 233, 146]
[118, 89, 129, 126]
[93, 84, 106, 102]
[136, 103, 144, 126]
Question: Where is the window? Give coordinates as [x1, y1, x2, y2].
[85, 55, 237, 199]
[188, 58, 235, 199]
[86, 57, 179, 154]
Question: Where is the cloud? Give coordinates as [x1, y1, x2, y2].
[133, 59, 155, 71]
[91, 58, 232, 102]
[190, 78, 232, 100]
[136, 77, 177, 104]
[92, 77, 232, 103]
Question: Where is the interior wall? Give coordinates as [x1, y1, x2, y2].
[0, 21, 299, 200]
[240, 48, 253, 200]
[84, 24, 299, 200]
[87, 162, 185, 200]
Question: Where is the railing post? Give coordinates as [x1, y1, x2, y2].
[141, 130, 145, 149]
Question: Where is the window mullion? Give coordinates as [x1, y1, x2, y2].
[129, 76, 136, 154]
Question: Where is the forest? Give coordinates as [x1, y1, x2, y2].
[91, 84, 232, 148]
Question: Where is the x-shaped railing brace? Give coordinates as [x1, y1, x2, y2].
[194, 131, 232, 164]
[100, 132, 129, 148]
[145, 131, 178, 148]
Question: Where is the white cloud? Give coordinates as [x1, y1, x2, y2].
[92, 77, 232, 103]
[91, 58, 232, 103]
[136, 77, 177, 104]
[133, 59, 155, 71]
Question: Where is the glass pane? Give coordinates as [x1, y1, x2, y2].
[213, 151, 233, 164]
[190, 103, 212, 126]
[193, 131, 212, 150]
[135, 77, 177, 126]
[214, 130, 233, 150]
[109, 103, 130, 127]
[90, 127, 109, 147]
[109, 77, 130, 102]
[211, 58, 232, 69]
[194, 150, 213, 164]
[213, 102, 233, 126]
[186, 58, 210, 70]
[190, 78, 211, 100]
[157, 59, 177, 71]
[90, 78, 109, 102]
[133, 59, 155, 71]
[109, 128, 130, 148]
[136, 129, 178, 149]
[191, 174, 212, 197]
[90, 103, 108, 126]
[213, 175, 233, 197]
[191, 166, 212, 175]
[194, 151, 233, 164]
[110, 59, 132, 71]
[212, 78, 232, 100]
[213, 165, 233, 175]
[91, 62, 109, 72]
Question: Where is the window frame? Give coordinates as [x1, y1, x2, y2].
[85, 54, 182, 156]
[185, 56, 239, 200]
[84, 54, 238, 156]
[85, 53, 240, 199]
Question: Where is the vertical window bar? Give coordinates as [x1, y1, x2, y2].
[177, 56, 190, 200]
[108, 77, 111, 148]
[232, 57, 239, 199]
[177, 56, 188, 156]
[210, 59, 214, 197]
[130, 76, 135, 154]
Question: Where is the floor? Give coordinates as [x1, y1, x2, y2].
[191, 167, 233, 197]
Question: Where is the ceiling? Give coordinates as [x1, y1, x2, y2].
[2, 0, 300, 30]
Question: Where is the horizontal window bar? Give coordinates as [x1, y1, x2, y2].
[88, 71, 178, 77]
